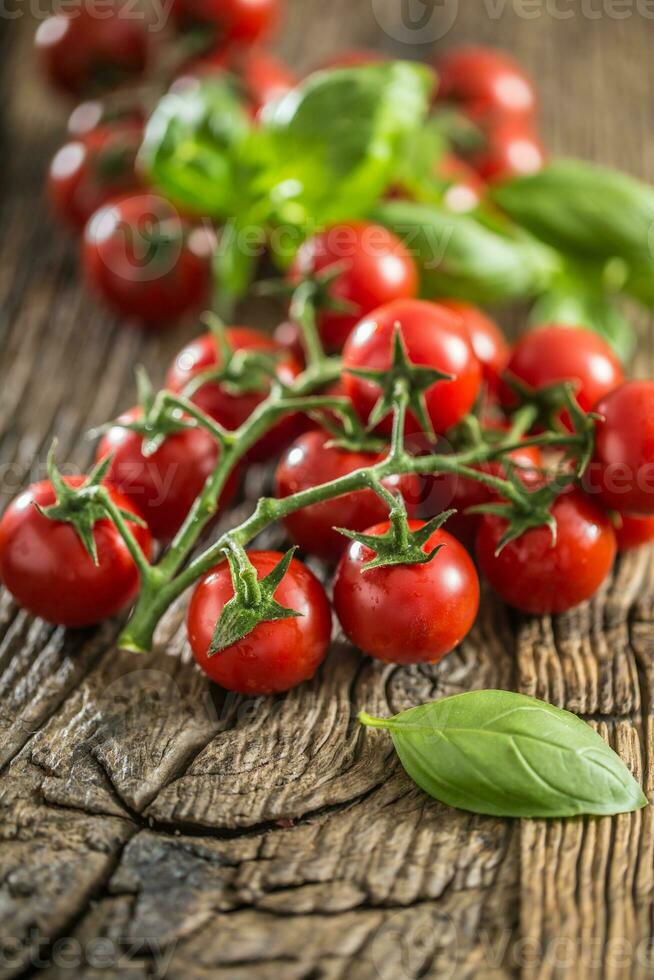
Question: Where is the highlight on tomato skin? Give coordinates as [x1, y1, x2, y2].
[274, 428, 423, 563]
[437, 300, 509, 394]
[187, 550, 332, 695]
[333, 520, 480, 665]
[0, 479, 152, 628]
[342, 299, 482, 437]
[475, 489, 617, 616]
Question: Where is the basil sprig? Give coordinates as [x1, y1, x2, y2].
[361, 691, 647, 818]
[492, 159, 654, 268]
[373, 200, 560, 304]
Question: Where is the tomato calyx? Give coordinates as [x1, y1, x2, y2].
[337, 492, 455, 571]
[469, 474, 567, 553]
[183, 314, 286, 401]
[99, 367, 205, 458]
[37, 446, 146, 565]
[208, 544, 301, 655]
[346, 325, 454, 439]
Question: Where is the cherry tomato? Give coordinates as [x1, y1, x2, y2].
[501, 324, 624, 421]
[274, 429, 422, 562]
[436, 46, 537, 127]
[48, 124, 142, 232]
[343, 299, 482, 436]
[97, 407, 238, 541]
[187, 550, 332, 694]
[438, 300, 509, 394]
[35, 6, 149, 98]
[289, 223, 418, 354]
[0, 478, 151, 627]
[476, 489, 616, 614]
[82, 194, 214, 325]
[333, 519, 479, 665]
[589, 381, 654, 515]
[166, 326, 304, 460]
[438, 154, 485, 213]
[171, 0, 279, 46]
[614, 513, 654, 552]
[472, 123, 546, 182]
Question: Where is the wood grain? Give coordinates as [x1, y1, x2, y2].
[1, 4, 653, 978]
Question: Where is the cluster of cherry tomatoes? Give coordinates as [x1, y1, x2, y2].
[4, 12, 652, 698]
[3, 207, 654, 694]
[36, 0, 549, 327]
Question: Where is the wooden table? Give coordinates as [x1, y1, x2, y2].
[1, 5, 653, 978]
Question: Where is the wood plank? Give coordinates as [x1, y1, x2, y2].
[1, 4, 653, 979]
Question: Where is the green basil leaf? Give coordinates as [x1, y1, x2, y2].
[373, 200, 560, 304]
[139, 76, 252, 218]
[254, 62, 434, 230]
[360, 691, 647, 818]
[492, 159, 654, 267]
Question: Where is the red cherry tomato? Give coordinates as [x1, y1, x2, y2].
[0, 478, 151, 627]
[333, 519, 479, 665]
[48, 124, 142, 232]
[501, 324, 624, 421]
[97, 407, 238, 541]
[289, 223, 418, 354]
[35, 6, 149, 98]
[82, 194, 214, 325]
[438, 154, 486, 213]
[476, 489, 616, 614]
[343, 299, 482, 436]
[614, 513, 654, 552]
[166, 326, 304, 460]
[472, 123, 546, 182]
[438, 300, 509, 394]
[171, 0, 279, 46]
[274, 429, 422, 562]
[436, 46, 537, 127]
[187, 550, 332, 695]
[589, 381, 654, 515]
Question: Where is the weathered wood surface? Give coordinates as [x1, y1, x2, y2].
[1, 5, 654, 978]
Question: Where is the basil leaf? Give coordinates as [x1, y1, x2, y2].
[254, 62, 434, 230]
[360, 691, 647, 818]
[492, 159, 654, 267]
[139, 76, 252, 218]
[373, 200, 560, 304]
